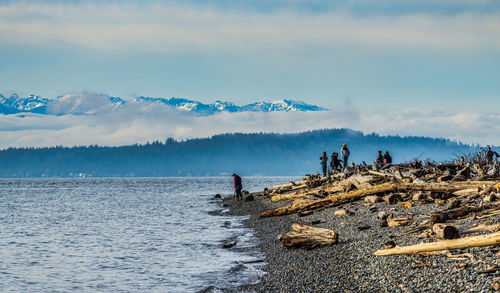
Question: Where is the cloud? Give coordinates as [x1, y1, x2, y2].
[0, 107, 498, 149]
[0, 2, 499, 53]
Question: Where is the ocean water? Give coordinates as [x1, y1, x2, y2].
[0, 177, 296, 292]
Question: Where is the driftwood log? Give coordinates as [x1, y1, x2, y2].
[430, 203, 500, 223]
[374, 231, 500, 256]
[261, 182, 395, 217]
[261, 182, 488, 218]
[432, 223, 460, 239]
[280, 223, 338, 249]
[464, 224, 500, 234]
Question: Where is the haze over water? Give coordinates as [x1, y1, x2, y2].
[0, 177, 295, 292]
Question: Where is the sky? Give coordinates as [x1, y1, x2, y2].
[0, 0, 499, 147]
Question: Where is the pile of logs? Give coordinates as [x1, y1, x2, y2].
[259, 160, 500, 255]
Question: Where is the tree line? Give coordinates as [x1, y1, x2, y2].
[0, 128, 484, 177]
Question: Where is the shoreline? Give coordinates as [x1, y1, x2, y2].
[223, 190, 499, 292]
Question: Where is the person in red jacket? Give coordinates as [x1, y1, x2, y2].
[233, 173, 243, 200]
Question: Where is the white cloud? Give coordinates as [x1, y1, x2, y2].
[0, 2, 499, 53]
[0, 108, 498, 149]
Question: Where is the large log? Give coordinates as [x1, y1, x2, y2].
[261, 181, 483, 218]
[272, 180, 307, 190]
[271, 185, 343, 202]
[430, 203, 500, 223]
[280, 223, 338, 249]
[374, 231, 500, 256]
[261, 182, 395, 217]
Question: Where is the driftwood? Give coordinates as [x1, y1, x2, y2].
[374, 231, 500, 256]
[261, 182, 486, 218]
[261, 182, 395, 217]
[464, 224, 500, 234]
[271, 185, 343, 202]
[430, 203, 500, 223]
[387, 214, 410, 227]
[432, 223, 460, 239]
[280, 223, 338, 249]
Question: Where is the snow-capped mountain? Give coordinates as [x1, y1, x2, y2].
[0, 93, 328, 116]
[0, 93, 49, 114]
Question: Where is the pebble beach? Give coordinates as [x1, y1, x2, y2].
[223, 192, 500, 292]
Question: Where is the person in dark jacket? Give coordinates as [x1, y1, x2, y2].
[233, 173, 242, 200]
[486, 146, 499, 165]
[375, 150, 384, 170]
[340, 144, 350, 169]
[383, 151, 392, 164]
[320, 152, 328, 176]
[330, 152, 342, 172]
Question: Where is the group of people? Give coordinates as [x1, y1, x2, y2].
[374, 150, 392, 171]
[319, 145, 393, 176]
[319, 144, 351, 176]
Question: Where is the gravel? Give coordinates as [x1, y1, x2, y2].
[222, 193, 500, 292]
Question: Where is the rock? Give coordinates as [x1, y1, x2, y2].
[364, 195, 382, 203]
[244, 195, 254, 201]
[384, 240, 396, 249]
[298, 210, 314, 217]
[378, 211, 389, 220]
[213, 194, 221, 199]
[357, 225, 371, 231]
[311, 220, 321, 225]
[221, 240, 237, 249]
[458, 263, 468, 269]
[242, 190, 249, 195]
[223, 203, 229, 207]
[384, 193, 403, 205]
[334, 209, 347, 215]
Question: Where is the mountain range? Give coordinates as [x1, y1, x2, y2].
[0, 93, 327, 116]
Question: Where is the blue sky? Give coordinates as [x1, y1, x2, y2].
[0, 0, 499, 147]
[1, 0, 499, 110]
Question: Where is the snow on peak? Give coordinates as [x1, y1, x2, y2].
[0, 93, 327, 116]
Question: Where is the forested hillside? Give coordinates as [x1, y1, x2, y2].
[0, 129, 485, 177]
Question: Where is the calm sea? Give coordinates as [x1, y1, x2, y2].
[0, 177, 296, 292]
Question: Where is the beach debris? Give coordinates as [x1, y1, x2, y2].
[280, 223, 338, 250]
[374, 231, 500, 256]
[432, 223, 460, 239]
[386, 214, 410, 227]
[464, 223, 500, 234]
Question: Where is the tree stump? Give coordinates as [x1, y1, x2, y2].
[433, 223, 460, 239]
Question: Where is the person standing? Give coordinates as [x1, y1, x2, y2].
[375, 150, 384, 170]
[320, 152, 328, 176]
[383, 151, 392, 164]
[330, 152, 342, 171]
[486, 146, 500, 165]
[340, 144, 350, 169]
[232, 173, 243, 201]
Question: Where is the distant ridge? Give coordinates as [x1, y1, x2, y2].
[0, 93, 327, 116]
